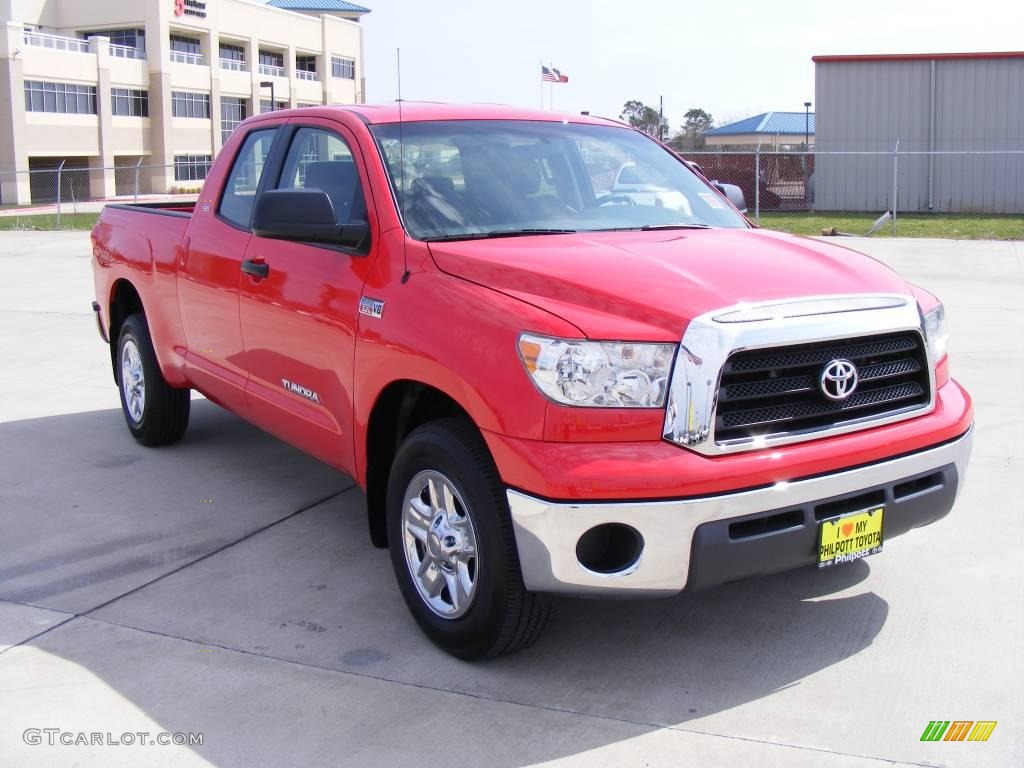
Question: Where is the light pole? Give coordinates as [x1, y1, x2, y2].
[659, 95, 664, 143]
[803, 101, 812, 205]
[260, 80, 275, 111]
[803, 101, 812, 150]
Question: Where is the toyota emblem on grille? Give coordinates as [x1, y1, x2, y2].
[819, 359, 859, 401]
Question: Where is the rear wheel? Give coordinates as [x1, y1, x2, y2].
[386, 418, 550, 659]
[116, 314, 190, 446]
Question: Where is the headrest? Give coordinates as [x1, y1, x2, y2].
[505, 158, 541, 196]
[303, 160, 356, 191]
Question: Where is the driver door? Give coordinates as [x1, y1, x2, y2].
[238, 120, 378, 470]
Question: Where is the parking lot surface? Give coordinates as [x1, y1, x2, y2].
[0, 231, 1020, 767]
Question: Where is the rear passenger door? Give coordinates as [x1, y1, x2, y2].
[238, 120, 377, 470]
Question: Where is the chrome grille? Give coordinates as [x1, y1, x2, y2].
[715, 332, 930, 443]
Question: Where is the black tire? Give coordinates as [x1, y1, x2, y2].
[116, 314, 190, 446]
[386, 418, 550, 659]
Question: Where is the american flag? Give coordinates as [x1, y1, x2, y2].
[541, 65, 569, 83]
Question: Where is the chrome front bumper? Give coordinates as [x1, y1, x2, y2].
[507, 427, 973, 596]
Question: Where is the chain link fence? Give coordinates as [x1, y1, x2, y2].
[670, 147, 1024, 239]
[2, 152, 1022, 239]
[0, 161, 206, 224]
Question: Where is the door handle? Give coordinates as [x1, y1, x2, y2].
[242, 259, 270, 279]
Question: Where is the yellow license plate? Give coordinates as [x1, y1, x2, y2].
[817, 507, 884, 568]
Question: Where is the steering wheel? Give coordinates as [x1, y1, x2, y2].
[594, 194, 636, 207]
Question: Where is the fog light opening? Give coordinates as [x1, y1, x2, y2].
[575, 523, 644, 575]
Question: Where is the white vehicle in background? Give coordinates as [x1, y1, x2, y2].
[684, 160, 749, 214]
[610, 162, 694, 215]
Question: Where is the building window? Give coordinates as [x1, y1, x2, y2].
[258, 50, 285, 77]
[220, 43, 245, 62]
[296, 55, 316, 73]
[221, 97, 248, 143]
[219, 43, 247, 71]
[172, 91, 211, 119]
[174, 154, 212, 182]
[83, 28, 145, 50]
[170, 34, 203, 64]
[260, 100, 288, 113]
[111, 88, 149, 117]
[24, 81, 97, 115]
[170, 34, 201, 55]
[331, 56, 355, 80]
[259, 50, 284, 69]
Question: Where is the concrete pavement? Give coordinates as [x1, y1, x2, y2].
[0, 231, 1020, 767]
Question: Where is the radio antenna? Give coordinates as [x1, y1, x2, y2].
[397, 47, 410, 284]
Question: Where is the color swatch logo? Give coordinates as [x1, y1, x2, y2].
[920, 721, 997, 742]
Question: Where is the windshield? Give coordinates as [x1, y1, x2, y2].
[370, 120, 748, 241]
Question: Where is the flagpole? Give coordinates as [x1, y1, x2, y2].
[540, 59, 544, 109]
[550, 63, 554, 111]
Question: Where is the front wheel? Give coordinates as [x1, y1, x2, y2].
[386, 418, 550, 659]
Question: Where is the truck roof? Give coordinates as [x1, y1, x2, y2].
[259, 101, 626, 127]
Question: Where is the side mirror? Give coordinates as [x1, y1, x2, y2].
[253, 189, 340, 242]
[338, 220, 369, 250]
[712, 181, 747, 214]
[252, 189, 369, 252]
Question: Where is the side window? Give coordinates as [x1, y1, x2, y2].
[278, 127, 366, 225]
[219, 128, 278, 228]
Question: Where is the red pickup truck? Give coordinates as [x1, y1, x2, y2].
[91, 103, 973, 659]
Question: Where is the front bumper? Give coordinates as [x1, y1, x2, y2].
[507, 426, 972, 596]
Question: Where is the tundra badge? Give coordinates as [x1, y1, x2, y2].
[359, 296, 385, 319]
[282, 379, 321, 404]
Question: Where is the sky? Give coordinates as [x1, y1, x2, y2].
[359, 0, 1024, 130]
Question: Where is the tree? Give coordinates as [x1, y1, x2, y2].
[682, 108, 714, 136]
[619, 100, 661, 137]
[672, 107, 715, 150]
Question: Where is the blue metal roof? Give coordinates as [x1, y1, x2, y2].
[704, 111, 814, 136]
[267, 0, 371, 13]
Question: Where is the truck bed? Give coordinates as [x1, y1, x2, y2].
[93, 201, 193, 276]
[103, 200, 197, 218]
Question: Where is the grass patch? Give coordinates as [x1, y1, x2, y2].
[757, 212, 1023, 240]
[0, 213, 100, 231]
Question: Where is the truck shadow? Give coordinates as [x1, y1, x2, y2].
[0, 401, 888, 767]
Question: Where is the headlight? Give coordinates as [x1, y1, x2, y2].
[923, 303, 948, 362]
[517, 333, 676, 408]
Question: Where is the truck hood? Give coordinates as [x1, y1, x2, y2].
[427, 228, 912, 341]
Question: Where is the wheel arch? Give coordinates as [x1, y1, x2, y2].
[363, 379, 485, 548]
[107, 278, 145, 381]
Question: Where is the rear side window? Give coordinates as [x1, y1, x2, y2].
[277, 127, 366, 224]
[219, 128, 278, 228]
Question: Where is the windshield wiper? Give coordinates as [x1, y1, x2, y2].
[640, 223, 711, 230]
[423, 228, 577, 242]
[589, 224, 712, 232]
